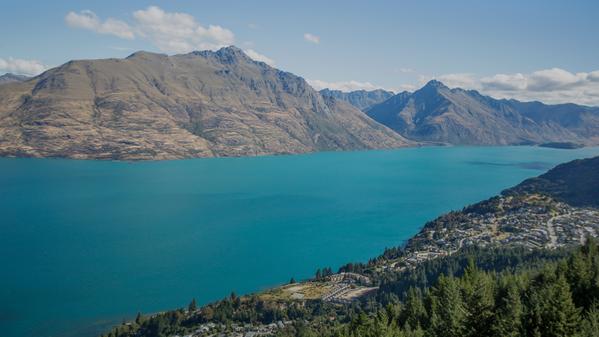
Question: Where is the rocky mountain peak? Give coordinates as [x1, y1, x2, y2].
[126, 51, 168, 60]
[421, 79, 448, 90]
[190, 45, 254, 65]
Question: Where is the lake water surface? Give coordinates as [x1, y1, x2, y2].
[2, 146, 599, 337]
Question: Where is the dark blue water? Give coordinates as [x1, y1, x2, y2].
[1, 146, 598, 337]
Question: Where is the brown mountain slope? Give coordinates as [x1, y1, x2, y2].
[0, 47, 410, 160]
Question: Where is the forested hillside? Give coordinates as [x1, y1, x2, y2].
[102, 242, 599, 337]
[505, 156, 599, 207]
[331, 241, 599, 337]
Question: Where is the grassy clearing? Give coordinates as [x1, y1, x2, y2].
[258, 282, 332, 301]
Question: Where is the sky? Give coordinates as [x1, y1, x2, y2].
[1, 0, 599, 105]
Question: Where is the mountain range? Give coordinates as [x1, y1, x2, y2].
[0, 73, 29, 85]
[1, 47, 599, 160]
[366, 80, 599, 146]
[0, 47, 409, 160]
[319, 88, 393, 111]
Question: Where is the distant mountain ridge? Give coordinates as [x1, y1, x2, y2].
[0, 47, 410, 160]
[0, 73, 30, 85]
[319, 88, 394, 111]
[366, 80, 599, 146]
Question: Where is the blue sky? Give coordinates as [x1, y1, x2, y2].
[1, 0, 599, 105]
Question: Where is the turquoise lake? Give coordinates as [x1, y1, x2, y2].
[2, 146, 599, 337]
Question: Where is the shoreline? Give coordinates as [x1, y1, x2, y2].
[0, 143, 596, 163]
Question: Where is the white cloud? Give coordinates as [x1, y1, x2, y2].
[65, 10, 134, 39]
[132, 6, 234, 53]
[588, 71, 599, 82]
[0, 57, 47, 76]
[416, 68, 599, 106]
[66, 6, 235, 53]
[480, 73, 527, 91]
[243, 49, 275, 66]
[435, 73, 479, 89]
[526, 68, 586, 91]
[485, 69, 599, 105]
[303, 33, 320, 44]
[307, 79, 389, 92]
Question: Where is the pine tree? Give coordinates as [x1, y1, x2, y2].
[401, 287, 427, 330]
[188, 298, 197, 312]
[429, 275, 465, 337]
[461, 260, 495, 337]
[567, 238, 599, 310]
[404, 325, 425, 337]
[526, 270, 581, 337]
[581, 302, 599, 337]
[546, 274, 581, 336]
[491, 277, 523, 337]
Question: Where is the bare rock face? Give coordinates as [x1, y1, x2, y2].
[0, 47, 411, 160]
[366, 80, 599, 146]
